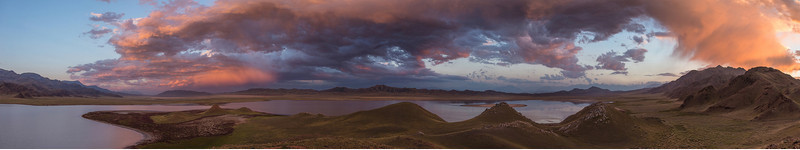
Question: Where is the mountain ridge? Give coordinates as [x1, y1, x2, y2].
[649, 65, 746, 99]
[533, 86, 617, 96]
[156, 90, 213, 97]
[229, 84, 521, 96]
[0, 68, 120, 98]
[679, 66, 800, 120]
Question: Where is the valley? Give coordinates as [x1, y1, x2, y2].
[6, 66, 800, 148]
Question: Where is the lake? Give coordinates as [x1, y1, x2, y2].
[0, 100, 588, 148]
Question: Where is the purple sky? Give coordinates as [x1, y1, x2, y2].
[2, 0, 800, 94]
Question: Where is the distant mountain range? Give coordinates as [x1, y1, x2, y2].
[533, 86, 618, 96]
[11, 63, 800, 122]
[1, 67, 616, 99]
[156, 84, 617, 98]
[156, 90, 213, 97]
[227, 84, 522, 96]
[0, 68, 121, 98]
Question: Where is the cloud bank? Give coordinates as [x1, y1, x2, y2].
[644, 0, 800, 71]
[70, 0, 800, 92]
[596, 48, 648, 72]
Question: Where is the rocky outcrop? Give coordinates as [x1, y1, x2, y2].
[650, 65, 746, 99]
[82, 105, 268, 148]
[679, 67, 800, 120]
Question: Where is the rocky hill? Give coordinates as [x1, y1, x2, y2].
[202, 102, 665, 148]
[557, 102, 667, 146]
[649, 65, 746, 99]
[155, 90, 213, 97]
[336, 102, 447, 127]
[466, 102, 537, 124]
[679, 67, 800, 120]
[0, 68, 120, 98]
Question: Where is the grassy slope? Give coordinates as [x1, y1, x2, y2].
[83, 106, 273, 148]
[73, 91, 800, 148]
[135, 102, 669, 148]
[599, 93, 800, 148]
[150, 105, 262, 124]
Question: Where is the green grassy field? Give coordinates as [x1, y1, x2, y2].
[53, 92, 800, 148]
[110, 101, 675, 148]
[150, 105, 262, 124]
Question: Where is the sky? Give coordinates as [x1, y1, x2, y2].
[1, 0, 799, 94]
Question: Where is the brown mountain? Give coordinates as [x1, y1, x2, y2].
[230, 85, 517, 96]
[107, 101, 667, 148]
[156, 90, 213, 97]
[649, 65, 746, 99]
[557, 102, 668, 146]
[0, 82, 38, 98]
[534, 86, 617, 96]
[679, 67, 800, 120]
[467, 102, 537, 124]
[0, 68, 120, 98]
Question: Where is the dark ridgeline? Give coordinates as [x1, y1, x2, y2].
[648, 65, 747, 99]
[228, 84, 519, 96]
[155, 90, 213, 97]
[0, 68, 121, 98]
[676, 67, 800, 120]
[532, 86, 619, 96]
[650, 66, 800, 121]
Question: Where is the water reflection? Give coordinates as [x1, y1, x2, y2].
[223, 100, 589, 123]
[0, 104, 211, 149]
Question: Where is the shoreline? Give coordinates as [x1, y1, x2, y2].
[0, 94, 604, 106]
[83, 117, 156, 148]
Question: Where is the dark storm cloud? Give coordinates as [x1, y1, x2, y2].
[624, 48, 647, 62]
[596, 52, 628, 71]
[70, 0, 800, 92]
[632, 35, 644, 44]
[647, 32, 673, 38]
[70, 0, 657, 91]
[596, 48, 648, 71]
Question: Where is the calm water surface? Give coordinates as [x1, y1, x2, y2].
[0, 100, 588, 148]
